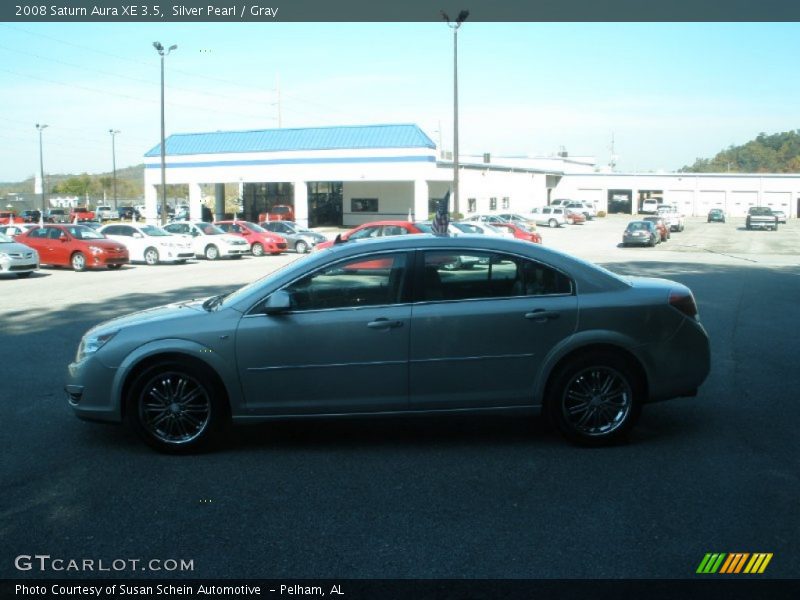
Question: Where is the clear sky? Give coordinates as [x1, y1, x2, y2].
[1, 21, 799, 181]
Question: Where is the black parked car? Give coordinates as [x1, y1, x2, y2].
[117, 206, 141, 220]
[707, 208, 726, 223]
[20, 210, 41, 223]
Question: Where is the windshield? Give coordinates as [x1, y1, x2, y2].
[67, 226, 105, 240]
[197, 223, 225, 235]
[243, 221, 267, 232]
[139, 225, 171, 237]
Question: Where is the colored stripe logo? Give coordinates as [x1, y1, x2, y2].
[696, 553, 773, 574]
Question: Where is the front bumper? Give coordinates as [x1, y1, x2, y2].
[66, 356, 122, 423]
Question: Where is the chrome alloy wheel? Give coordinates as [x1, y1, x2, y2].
[138, 371, 212, 446]
[560, 366, 633, 437]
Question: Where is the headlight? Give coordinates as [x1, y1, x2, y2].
[88, 245, 104, 255]
[76, 330, 118, 362]
[0, 252, 9, 260]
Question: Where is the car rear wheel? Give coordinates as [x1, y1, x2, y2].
[251, 242, 264, 257]
[548, 219, 558, 228]
[144, 247, 159, 265]
[126, 361, 225, 454]
[204, 244, 219, 260]
[295, 240, 309, 254]
[547, 352, 642, 446]
[71, 252, 86, 271]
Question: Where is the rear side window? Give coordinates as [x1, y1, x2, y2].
[420, 251, 573, 302]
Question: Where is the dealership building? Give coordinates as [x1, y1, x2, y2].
[143, 123, 798, 226]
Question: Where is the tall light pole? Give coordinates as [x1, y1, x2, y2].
[35, 123, 48, 220]
[441, 9, 469, 216]
[109, 129, 120, 210]
[153, 41, 177, 225]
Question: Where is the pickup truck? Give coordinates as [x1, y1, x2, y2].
[745, 206, 778, 231]
[69, 206, 95, 222]
[657, 205, 686, 232]
[95, 205, 120, 221]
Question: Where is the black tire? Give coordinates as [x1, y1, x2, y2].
[144, 247, 159, 265]
[71, 252, 87, 272]
[126, 361, 227, 454]
[251, 242, 264, 257]
[295, 240, 309, 254]
[547, 352, 643, 446]
[204, 244, 220, 260]
[548, 219, 558, 229]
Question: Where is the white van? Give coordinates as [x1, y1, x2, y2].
[640, 199, 660, 214]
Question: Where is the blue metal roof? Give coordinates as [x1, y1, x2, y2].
[145, 124, 436, 157]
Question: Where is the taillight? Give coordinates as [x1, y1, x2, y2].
[669, 290, 698, 319]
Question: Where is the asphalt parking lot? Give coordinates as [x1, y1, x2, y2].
[1, 216, 798, 580]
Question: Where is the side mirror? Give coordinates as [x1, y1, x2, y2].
[60, 233, 68, 241]
[192, 230, 200, 237]
[133, 232, 144, 239]
[263, 290, 292, 315]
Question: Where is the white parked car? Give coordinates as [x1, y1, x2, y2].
[640, 199, 660, 214]
[162, 221, 250, 260]
[530, 206, 569, 228]
[657, 204, 686, 232]
[0, 231, 39, 278]
[99, 223, 195, 265]
[450, 221, 513, 238]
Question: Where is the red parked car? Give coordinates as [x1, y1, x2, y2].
[642, 216, 670, 242]
[214, 220, 288, 256]
[492, 222, 543, 244]
[565, 209, 587, 225]
[17, 224, 129, 271]
[69, 207, 95, 222]
[258, 204, 295, 223]
[315, 220, 430, 251]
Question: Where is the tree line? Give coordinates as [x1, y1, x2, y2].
[680, 130, 800, 173]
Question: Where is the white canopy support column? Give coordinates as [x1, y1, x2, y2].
[189, 183, 203, 221]
[144, 184, 159, 225]
[294, 181, 309, 228]
[414, 179, 429, 221]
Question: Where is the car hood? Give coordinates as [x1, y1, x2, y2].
[88, 298, 209, 336]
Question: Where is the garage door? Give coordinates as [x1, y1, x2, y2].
[697, 191, 726, 217]
[763, 191, 790, 214]
[665, 190, 694, 216]
[577, 188, 604, 212]
[729, 191, 757, 217]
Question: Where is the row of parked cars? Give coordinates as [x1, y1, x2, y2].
[622, 204, 686, 247]
[0, 219, 328, 278]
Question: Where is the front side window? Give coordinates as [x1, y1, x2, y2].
[348, 225, 382, 240]
[282, 253, 408, 311]
[421, 251, 572, 302]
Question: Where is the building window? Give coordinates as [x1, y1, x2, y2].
[467, 198, 476, 213]
[501, 197, 510, 209]
[489, 197, 497, 211]
[351, 198, 378, 212]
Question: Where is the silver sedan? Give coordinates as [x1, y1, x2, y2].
[0, 232, 39, 278]
[66, 235, 710, 452]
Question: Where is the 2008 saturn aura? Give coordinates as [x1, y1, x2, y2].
[66, 235, 710, 452]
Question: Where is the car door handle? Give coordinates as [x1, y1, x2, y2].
[524, 309, 560, 321]
[367, 318, 404, 330]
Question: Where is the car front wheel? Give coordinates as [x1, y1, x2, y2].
[71, 252, 86, 271]
[204, 244, 220, 260]
[547, 353, 642, 446]
[548, 219, 558, 228]
[295, 240, 309, 254]
[144, 247, 159, 265]
[127, 361, 225, 453]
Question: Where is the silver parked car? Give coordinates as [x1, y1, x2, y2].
[0, 231, 39, 277]
[260, 220, 327, 253]
[66, 235, 710, 452]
